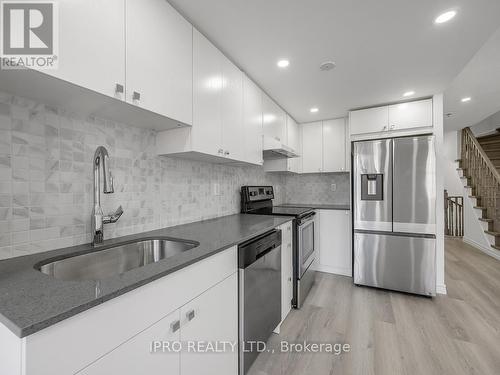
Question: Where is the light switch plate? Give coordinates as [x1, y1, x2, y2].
[212, 182, 221, 196]
[331, 183, 337, 192]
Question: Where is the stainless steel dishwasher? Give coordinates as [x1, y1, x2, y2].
[238, 229, 282, 375]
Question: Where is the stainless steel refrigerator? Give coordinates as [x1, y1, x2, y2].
[352, 135, 436, 296]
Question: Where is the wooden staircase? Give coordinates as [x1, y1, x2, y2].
[476, 130, 500, 170]
[457, 127, 500, 252]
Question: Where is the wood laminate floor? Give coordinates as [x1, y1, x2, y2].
[248, 238, 500, 375]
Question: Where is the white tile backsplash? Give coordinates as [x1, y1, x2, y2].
[0, 91, 284, 259]
[284, 172, 350, 206]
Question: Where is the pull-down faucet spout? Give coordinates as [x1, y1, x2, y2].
[92, 146, 123, 246]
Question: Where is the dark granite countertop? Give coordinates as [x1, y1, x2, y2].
[0, 214, 292, 338]
[281, 203, 351, 210]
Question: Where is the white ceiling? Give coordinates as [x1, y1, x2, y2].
[169, 0, 500, 123]
[444, 26, 500, 131]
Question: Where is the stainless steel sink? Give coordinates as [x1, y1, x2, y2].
[37, 238, 199, 281]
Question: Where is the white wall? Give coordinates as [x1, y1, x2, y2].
[471, 109, 500, 137]
[463, 196, 493, 254]
[443, 130, 464, 196]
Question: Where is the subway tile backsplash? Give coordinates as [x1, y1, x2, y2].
[0, 91, 351, 260]
[284, 172, 350, 206]
[0, 92, 284, 260]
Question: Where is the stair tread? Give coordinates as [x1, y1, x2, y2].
[478, 135, 500, 143]
[478, 218, 493, 222]
[484, 230, 500, 236]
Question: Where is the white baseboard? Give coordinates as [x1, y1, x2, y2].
[436, 284, 447, 295]
[463, 237, 500, 261]
[315, 264, 352, 277]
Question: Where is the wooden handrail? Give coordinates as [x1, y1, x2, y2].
[463, 127, 500, 184]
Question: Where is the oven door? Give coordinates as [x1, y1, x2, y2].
[297, 215, 315, 278]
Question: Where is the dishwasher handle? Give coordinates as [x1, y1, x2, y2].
[238, 229, 282, 269]
[255, 244, 276, 261]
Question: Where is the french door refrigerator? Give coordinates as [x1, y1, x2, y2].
[353, 135, 436, 296]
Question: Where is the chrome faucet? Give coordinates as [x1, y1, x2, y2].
[92, 146, 123, 246]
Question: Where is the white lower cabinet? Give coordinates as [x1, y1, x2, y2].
[2, 247, 238, 375]
[180, 273, 238, 375]
[79, 309, 181, 375]
[317, 210, 352, 276]
[81, 273, 237, 375]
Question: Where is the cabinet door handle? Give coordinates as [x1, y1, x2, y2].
[115, 83, 124, 94]
[383, 125, 387, 131]
[288, 277, 292, 282]
[186, 309, 195, 321]
[224, 150, 230, 156]
[390, 124, 396, 129]
[170, 320, 180, 333]
[132, 91, 141, 102]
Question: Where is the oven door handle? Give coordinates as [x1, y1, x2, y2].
[298, 211, 316, 224]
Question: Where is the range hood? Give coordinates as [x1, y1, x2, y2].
[262, 136, 299, 159]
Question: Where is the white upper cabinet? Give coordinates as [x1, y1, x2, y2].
[126, 0, 193, 125]
[300, 119, 347, 173]
[350, 99, 433, 136]
[192, 29, 224, 156]
[242, 75, 264, 165]
[43, 0, 125, 99]
[388, 99, 433, 131]
[349, 106, 389, 135]
[263, 94, 287, 143]
[323, 118, 346, 172]
[301, 121, 323, 173]
[158, 29, 260, 165]
[286, 115, 300, 153]
[221, 58, 244, 161]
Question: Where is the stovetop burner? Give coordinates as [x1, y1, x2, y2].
[241, 186, 314, 218]
[248, 206, 313, 218]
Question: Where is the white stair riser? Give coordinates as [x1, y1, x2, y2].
[479, 221, 490, 231]
[473, 208, 485, 218]
[485, 233, 496, 246]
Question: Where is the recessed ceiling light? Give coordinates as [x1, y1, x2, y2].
[277, 59, 290, 68]
[310, 107, 319, 113]
[403, 91, 415, 97]
[435, 10, 457, 24]
[461, 97, 471, 103]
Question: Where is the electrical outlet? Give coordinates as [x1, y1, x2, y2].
[331, 183, 337, 192]
[212, 182, 221, 196]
